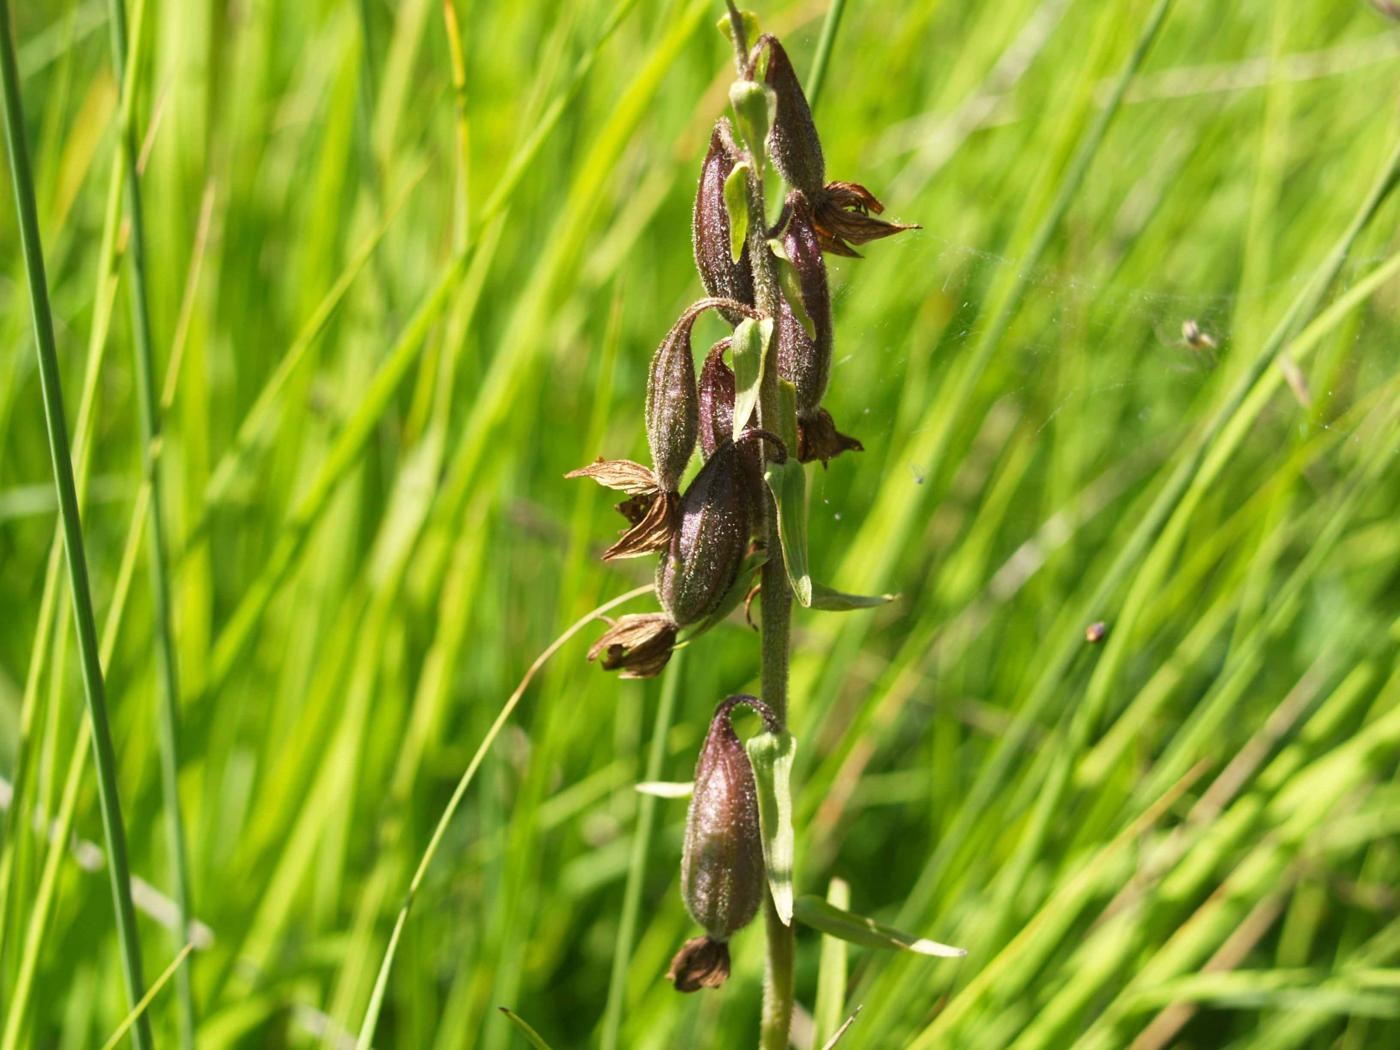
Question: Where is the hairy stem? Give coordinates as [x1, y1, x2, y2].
[726, 4, 796, 1045]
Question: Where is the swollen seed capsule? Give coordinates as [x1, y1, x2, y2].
[698, 339, 739, 460]
[645, 312, 703, 494]
[693, 119, 755, 325]
[775, 191, 832, 417]
[656, 442, 750, 628]
[757, 35, 825, 198]
[668, 695, 779, 992]
[657, 430, 785, 626]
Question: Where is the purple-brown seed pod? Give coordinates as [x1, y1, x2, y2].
[694, 119, 755, 325]
[657, 431, 785, 626]
[656, 441, 751, 628]
[756, 35, 825, 199]
[775, 190, 832, 417]
[667, 694, 780, 992]
[645, 311, 703, 494]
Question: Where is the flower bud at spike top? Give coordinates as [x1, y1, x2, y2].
[667, 695, 780, 993]
[754, 33, 920, 256]
[776, 191, 832, 417]
[645, 309, 704, 493]
[694, 120, 754, 325]
[755, 34, 825, 198]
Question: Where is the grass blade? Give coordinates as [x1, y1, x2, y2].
[103, 0, 197, 1040]
[0, 2, 150, 1044]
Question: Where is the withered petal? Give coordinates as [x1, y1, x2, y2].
[602, 489, 679, 561]
[566, 458, 660, 496]
[813, 181, 920, 256]
[798, 407, 864, 465]
[587, 613, 677, 679]
[615, 493, 653, 527]
[666, 936, 730, 993]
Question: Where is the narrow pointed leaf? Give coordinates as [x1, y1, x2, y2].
[730, 317, 772, 443]
[745, 729, 796, 925]
[729, 80, 776, 171]
[723, 162, 750, 264]
[793, 895, 967, 958]
[634, 780, 693, 799]
[498, 1007, 553, 1050]
[763, 457, 812, 606]
[809, 582, 897, 611]
[769, 237, 817, 340]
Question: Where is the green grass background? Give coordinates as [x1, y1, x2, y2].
[2, 0, 1400, 1046]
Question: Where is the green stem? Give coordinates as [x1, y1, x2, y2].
[600, 649, 685, 1050]
[104, 0, 198, 1043]
[725, 4, 797, 1044]
[0, 3, 152, 1047]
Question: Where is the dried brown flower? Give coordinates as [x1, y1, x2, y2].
[586, 613, 678, 679]
[565, 459, 676, 560]
[666, 935, 730, 993]
[797, 406, 863, 466]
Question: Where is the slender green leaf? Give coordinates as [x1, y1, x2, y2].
[724, 161, 750, 263]
[746, 730, 796, 925]
[99, 944, 196, 1050]
[730, 316, 772, 442]
[769, 238, 817, 340]
[728, 80, 775, 169]
[809, 582, 896, 612]
[794, 896, 966, 958]
[634, 781, 693, 798]
[764, 457, 812, 607]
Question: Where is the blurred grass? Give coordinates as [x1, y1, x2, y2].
[2, 0, 1400, 1047]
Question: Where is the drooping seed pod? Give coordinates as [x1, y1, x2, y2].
[698, 339, 740, 459]
[657, 430, 785, 627]
[775, 190, 832, 417]
[694, 120, 754, 325]
[646, 312, 702, 495]
[667, 694, 780, 992]
[754, 34, 919, 257]
[586, 612, 678, 679]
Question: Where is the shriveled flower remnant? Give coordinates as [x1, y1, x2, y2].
[568, 10, 916, 1004]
